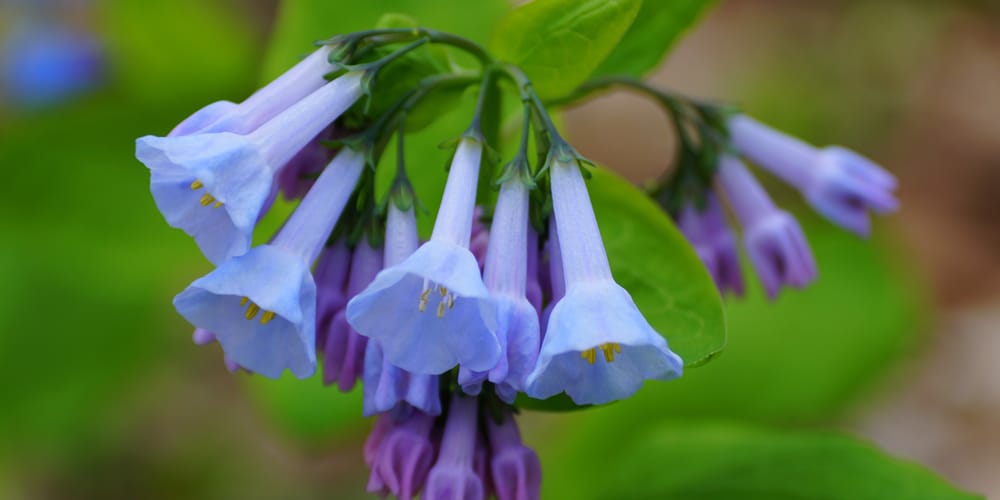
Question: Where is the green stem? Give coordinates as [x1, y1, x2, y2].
[332, 28, 494, 66]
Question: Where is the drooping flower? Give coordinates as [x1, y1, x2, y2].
[347, 137, 500, 375]
[728, 114, 898, 236]
[276, 126, 339, 200]
[526, 157, 683, 406]
[487, 409, 541, 500]
[424, 394, 485, 500]
[716, 154, 817, 299]
[323, 239, 381, 391]
[191, 328, 248, 373]
[136, 71, 364, 264]
[361, 205, 442, 416]
[365, 409, 438, 500]
[172, 148, 366, 378]
[525, 228, 543, 316]
[459, 178, 540, 403]
[675, 193, 745, 296]
[539, 218, 565, 333]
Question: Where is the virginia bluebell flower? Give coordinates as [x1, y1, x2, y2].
[313, 241, 352, 352]
[728, 115, 899, 236]
[1, 23, 103, 107]
[525, 228, 543, 316]
[136, 71, 364, 264]
[459, 178, 540, 404]
[324, 240, 381, 391]
[424, 394, 484, 500]
[347, 137, 500, 375]
[716, 154, 817, 299]
[276, 126, 338, 201]
[365, 410, 437, 500]
[173, 148, 366, 378]
[362, 205, 442, 416]
[539, 218, 565, 332]
[676, 194, 744, 296]
[526, 157, 683, 406]
[487, 409, 541, 500]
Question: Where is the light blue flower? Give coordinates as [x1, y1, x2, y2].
[729, 115, 898, 236]
[136, 71, 364, 264]
[459, 178, 539, 403]
[173, 148, 366, 378]
[526, 158, 683, 406]
[347, 138, 500, 375]
[716, 154, 817, 299]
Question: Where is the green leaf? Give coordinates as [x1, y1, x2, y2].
[592, 0, 717, 78]
[491, 0, 643, 99]
[517, 168, 726, 411]
[543, 422, 981, 500]
[262, 0, 509, 81]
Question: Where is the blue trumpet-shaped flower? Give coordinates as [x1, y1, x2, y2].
[526, 157, 683, 406]
[459, 178, 540, 403]
[424, 394, 484, 500]
[347, 137, 500, 375]
[173, 148, 366, 378]
[136, 71, 364, 264]
[676, 194, 744, 297]
[729, 115, 898, 236]
[716, 154, 817, 299]
[324, 240, 381, 391]
[361, 205, 443, 417]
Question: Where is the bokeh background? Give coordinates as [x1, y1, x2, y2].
[1, 0, 998, 498]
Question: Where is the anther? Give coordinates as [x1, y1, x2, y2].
[419, 288, 431, 312]
[240, 296, 249, 306]
[200, 194, 215, 206]
[190, 180, 203, 190]
[260, 311, 276, 325]
[438, 286, 447, 297]
[213, 201, 224, 208]
[245, 303, 260, 320]
[436, 301, 446, 318]
[447, 294, 455, 309]
[581, 349, 597, 364]
[600, 343, 621, 363]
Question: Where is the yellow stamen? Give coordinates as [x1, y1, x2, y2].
[581, 349, 597, 364]
[438, 286, 447, 297]
[260, 311, 276, 325]
[447, 294, 455, 309]
[240, 296, 249, 306]
[245, 303, 260, 320]
[419, 288, 431, 312]
[436, 301, 446, 318]
[600, 343, 621, 363]
[190, 180, 203, 190]
[213, 201, 224, 208]
[200, 194, 215, 207]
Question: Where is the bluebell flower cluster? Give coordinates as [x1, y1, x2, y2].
[136, 28, 897, 499]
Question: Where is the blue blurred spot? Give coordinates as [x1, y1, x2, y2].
[1, 24, 104, 107]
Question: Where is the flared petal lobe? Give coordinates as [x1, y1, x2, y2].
[347, 240, 499, 375]
[527, 281, 683, 406]
[173, 245, 316, 379]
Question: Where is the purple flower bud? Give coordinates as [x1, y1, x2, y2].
[424, 394, 484, 500]
[728, 115, 898, 236]
[323, 240, 381, 391]
[487, 411, 541, 500]
[313, 242, 352, 351]
[675, 194, 744, 297]
[366, 410, 437, 500]
[716, 155, 817, 300]
[276, 126, 338, 201]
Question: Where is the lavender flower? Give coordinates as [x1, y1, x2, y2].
[459, 178, 540, 403]
[347, 137, 500, 375]
[361, 206, 443, 416]
[728, 115, 898, 236]
[526, 157, 683, 406]
[487, 410, 541, 500]
[366, 410, 437, 500]
[424, 394, 485, 500]
[136, 71, 364, 264]
[1, 23, 104, 107]
[716, 154, 817, 299]
[313, 242, 352, 351]
[323, 240, 381, 391]
[676, 194, 744, 296]
[172, 148, 366, 378]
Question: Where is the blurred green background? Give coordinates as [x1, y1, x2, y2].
[2, 0, 999, 498]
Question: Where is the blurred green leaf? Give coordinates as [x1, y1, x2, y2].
[243, 373, 365, 445]
[592, 0, 717, 78]
[262, 0, 509, 81]
[491, 0, 642, 98]
[545, 421, 980, 500]
[518, 168, 726, 411]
